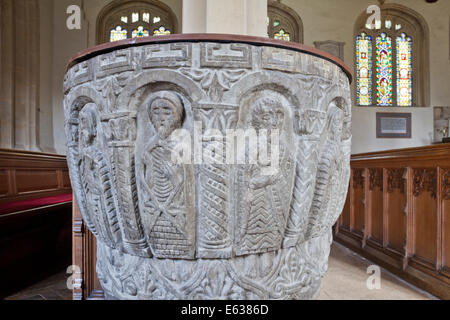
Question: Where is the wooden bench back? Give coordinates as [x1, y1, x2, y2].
[0, 148, 71, 204]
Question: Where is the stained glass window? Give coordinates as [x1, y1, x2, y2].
[353, 6, 429, 107]
[376, 33, 392, 106]
[153, 26, 170, 36]
[110, 26, 127, 42]
[267, 2, 303, 43]
[132, 26, 150, 38]
[396, 33, 412, 106]
[99, 1, 177, 44]
[356, 33, 372, 106]
[142, 12, 150, 23]
[274, 29, 290, 41]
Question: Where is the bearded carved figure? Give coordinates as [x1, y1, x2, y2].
[137, 91, 196, 259]
[64, 37, 352, 300]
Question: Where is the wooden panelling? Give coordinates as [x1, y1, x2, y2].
[0, 170, 8, 195]
[341, 189, 351, 230]
[335, 144, 450, 300]
[72, 200, 104, 300]
[367, 168, 383, 246]
[412, 168, 438, 268]
[62, 170, 72, 188]
[385, 168, 406, 255]
[15, 169, 59, 194]
[0, 148, 71, 203]
[351, 168, 365, 237]
[0, 148, 72, 299]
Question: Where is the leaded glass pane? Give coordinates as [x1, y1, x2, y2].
[132, 26, 149, 38]
[132, 12, 139, 23]
[153, 26, 171, 36]
[356, 33, 372, 106]
[385, 20, 392, 29]
[376, 32, 392, 106]
[143, 12, 150, 23]
[274, 29, 290, 41]
[396, 33, 412, 106]
[110, 26, 127, 42]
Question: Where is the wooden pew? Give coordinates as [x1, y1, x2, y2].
[334, 144, 450, 299]
[0, 148, 72, 299]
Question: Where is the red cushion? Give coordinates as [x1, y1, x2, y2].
[0, 193, 72, 215]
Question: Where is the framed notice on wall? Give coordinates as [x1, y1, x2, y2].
[376, 112, 412, 138]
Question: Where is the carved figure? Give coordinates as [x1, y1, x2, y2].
[306, 102, 346, 238]
[138, 91, 195, 259]
[238, 97, 293, 255]
[78, 104, 119, 247]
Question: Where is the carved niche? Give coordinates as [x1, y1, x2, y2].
[64, 38, 352, 300]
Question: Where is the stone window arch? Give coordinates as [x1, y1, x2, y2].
[354, 4, 429, 107]
[96, 0, 178, 44]
[267, 0, 303, 43]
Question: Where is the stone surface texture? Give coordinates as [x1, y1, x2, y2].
[63, 39, 352, 300]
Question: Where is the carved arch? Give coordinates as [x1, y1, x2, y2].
[96, 0, 179, 44]
[224, 71, 301, 108]
[117, 69, 207, 110]
[354, 3, 430, 107]
[268, 0, 304, 43]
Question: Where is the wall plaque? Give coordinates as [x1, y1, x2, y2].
[376, 112, 411, 138]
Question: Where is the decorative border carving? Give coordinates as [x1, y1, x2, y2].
[443, 169, 450, 200]
[353, 168, 365, 189]
[386, 168, 405, 193]
[200, 43, 252, 69]
[142, 43, 192, 69]
[369, 168, 383, 191]
[95, 49, 135, 78]
[413, 168, 437, 198]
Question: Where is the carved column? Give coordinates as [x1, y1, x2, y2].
[64, 35, 352, 300]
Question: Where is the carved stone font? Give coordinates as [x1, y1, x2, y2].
[64, 37, 352, 300]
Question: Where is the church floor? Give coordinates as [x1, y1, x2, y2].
[318, 242, 437, 300]
[5, 242, 436, 300]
